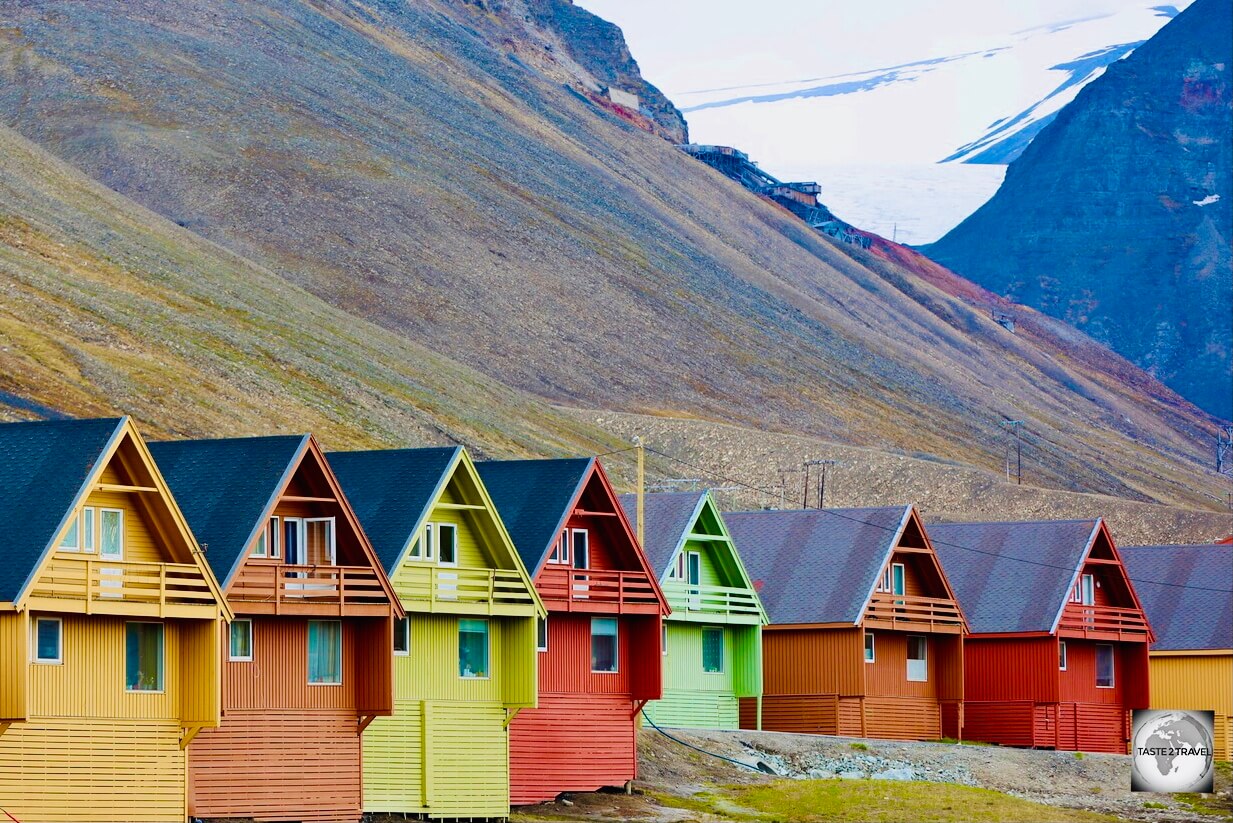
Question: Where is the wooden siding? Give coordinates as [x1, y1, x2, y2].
[190, 708, 361, 821]
[1149, 652, 1233, 760]
[1036, 703, 1130, 753]
[510, 693, 637, 804]
[1058, 640, 1126, 705]
[864, 696, 941, 740]
[0, 610, 28, 720]
[864, 631, 937, 698]
[964, 636, 1059, 703]
[741, 694, 864, 736]
[963, 702, 1037, 747]
[762, 627, 864, 697]
[0, 717, 185, 822]
[222, 618, 360, 710]
[648, 689, 739, 729]
[650, 622, 748, 729]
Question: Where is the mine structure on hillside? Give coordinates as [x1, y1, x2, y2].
[680, 144, 870, 247]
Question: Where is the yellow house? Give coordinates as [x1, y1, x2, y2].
[0, 417, 230, 822]
[1122, 543, 1232, 760]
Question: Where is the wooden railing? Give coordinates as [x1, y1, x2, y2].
[1057, 604, 1150, 638]
[660, 581, 762, 619]
[864, 593, 964, 631]
[30, 558, 215, 613]
[396, 565, 536, 611]
[536, 566, 660, 612]
[230, 564, 387, 612]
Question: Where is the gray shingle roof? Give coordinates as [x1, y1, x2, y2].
[618, 491, 706, 578]
[1121, 544, 1233, 651]
[723, 506, 909, 625]
[0, 417, 124, 603]
[149, 436, 307, 587]
[327, 447, 460, 574]
[929, 519, 1099, 635]
[475, 458, 592, 574]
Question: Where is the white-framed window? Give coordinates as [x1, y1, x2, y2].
[864, 631, 875, 663]
[536, 616, 548, 652]
[702, 626, 724, 674]
[308, 620, 342, 685]
[282, 517, 335, 566]
[33, 617, 62, 664]
[253, 516, 281, 558]
[1070, 573, 1095, 605]
[572, 529, 589, 569]
[59, 507, 98, 553]
[906, 635, 928, 682]
[125, 622, 164, 692]
[548, 530, 569, 564]
[875, 562, 905, 595]
[1059, 640, 1068, 671]
[229, 619, 253, 662]
[99, 508, 124, 560]
[662, 622, 668, 656]
[1096, 644, 1115, 688]
[591, 617, 618, 673]
[437, 523, 458, 566]
[393, 617, 410, 656]
[459, 618, 489, 678]
[670, 551, 686, 580]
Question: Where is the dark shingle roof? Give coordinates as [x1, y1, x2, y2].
[0, 417, 124, 602]
[723, 506, 909, 625]
[1121, 544, 1233, 651]
[617, 491, 706, 578]
[149, 436, 306, 587]
[475, 458, 592, 574]
[929, 519, 1098, 635]
[327, 448, 460, 574]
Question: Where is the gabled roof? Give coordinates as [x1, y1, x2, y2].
[474, 457, 593, 574]
[1121, 544, 1232, 651]
[149, 435, 307, 588]
[618, 490, 707, 576]
[326, 447, 460, 574]
[0, 417, 127, 603]
[929, 519, 1101, 635]
[724, 506, 912, 625]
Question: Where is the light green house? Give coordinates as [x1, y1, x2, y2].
[620, 491, 766, 729]
[329, 447, 544, 819]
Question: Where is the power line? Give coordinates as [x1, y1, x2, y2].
[639, 445, 1233, 595]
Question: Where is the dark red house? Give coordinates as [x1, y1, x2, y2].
[931, 518, 1152, 753]
[477, 458, 669, 804]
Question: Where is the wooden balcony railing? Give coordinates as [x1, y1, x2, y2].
[29, 558, 216, 616]
[536, 566, 661, 613]
[864, 593, 965, 632]
[396, 565, 537, 613]
[660, 581, 763, 620]
[1057, 604, 1151, 639]
[229, 564, 389, 615]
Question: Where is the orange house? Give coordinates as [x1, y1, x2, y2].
[151, 435, 402, 822]
[725, 506, 967, 740]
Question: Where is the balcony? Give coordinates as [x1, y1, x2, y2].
[660, 581, 763, 624]
[1057, 604, 1151, 641]
[863, 594, 965, 633]
[536, 566, 662, 614]
[394, 565, 538, 616]
[27, 557, 218, 619]
[229, 564, 391, 616]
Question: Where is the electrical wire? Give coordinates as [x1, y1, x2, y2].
[642, 709, 766, 773]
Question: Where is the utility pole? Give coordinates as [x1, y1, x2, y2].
[633, 436, 645, 548]
[1217, 426, 1233, 476]
[1001, 420, 1024, 485]
[803, 459, 838, 508]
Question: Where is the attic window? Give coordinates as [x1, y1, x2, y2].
[252, 516, 281, 558]
[571, 529, 589, 569]
[1069, 574, 1095, 606]
[58, 507, 96, 553]
[875, 563, 905, 596]
[548, 530, 568, 564]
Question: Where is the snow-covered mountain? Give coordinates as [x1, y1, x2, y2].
[579, 1, 1190, 243]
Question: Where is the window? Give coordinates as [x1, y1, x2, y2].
[100, 509, 123, 560]
[229, 620, 253, 661]
[702, 627, 724, 673]
[662, 623, 668, 656]
[33, 617, 62, 664]
[572, 529, 589, 569]
[125, 622, 164, 692]
[58, 512, 80, 550]
[284, 517, 303, 564]
[416, 523, 437, 562]
[58, 507, 97, 552]
[536, 616, 548, 652]
[591, 617, 618, 673]
[906, 635, 927, 682]
[1059, 640, 1068, 671]
[253, 516, 280, 558]
[437, 523, 458, 566]
[864, 632, 875, 663]
[686, 551, 702, 609]
[1096, 644, 1115, 688]
[459, 618, 489, 678]
[394, 617, 410, 656]
[671, 552, 686, 580]
[892, 563, 905, 596]
[305, 518, 335, 565]
[308, 620, 342, 684]
[548, 530, 568, 564]
[1070, 573, 1095, 605]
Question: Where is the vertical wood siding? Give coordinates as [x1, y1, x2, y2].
[650, 622, 741, 728]
[510, 693, 636, 804]
[1058, 640, 1126, 704]
[762, 627, 863, 696]
[0, 610, 28, 720]
[863, 631, 937, 698]
[963, 702, 1037, 747]
[222, 618, 359, 710]
[0, 717, 185, 822]
[964, 636, 1059, 702]
[179, 617, 220, 726]
[1149, 653, 1233, 760]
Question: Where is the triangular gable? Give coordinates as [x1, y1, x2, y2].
[858, 506, 967, 630]
[854, 505, 913, 625]
[1049, 518, 1152, 640]
[15, 417, 231, 618]
[685, 493, 767, 624]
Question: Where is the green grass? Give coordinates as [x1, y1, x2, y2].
[1142, 801, 1168, 809]
[1176, 793, 1232, 819]
[1074, 751, 1086, 760]
[652, 780, 1122, 823]
[849, 742, 869, 752]
[933, 737, 994, 747]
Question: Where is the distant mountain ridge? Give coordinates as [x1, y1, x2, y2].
[926, 0, 1232, 419]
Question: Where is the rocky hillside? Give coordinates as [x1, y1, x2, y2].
[927, 0, 1232, 420]
[0, 0, 1224, 510]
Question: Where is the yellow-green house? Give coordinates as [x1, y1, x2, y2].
[329, 446, 544, 819]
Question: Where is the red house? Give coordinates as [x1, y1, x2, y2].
[477, 458, 669, 804]
[931, 518, 1152, 753]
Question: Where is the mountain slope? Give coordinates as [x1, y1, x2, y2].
[927, 0, 1232, 419]
[0, 0, 1223, 509]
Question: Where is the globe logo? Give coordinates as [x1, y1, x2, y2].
[1131, 709, 1215, 793]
